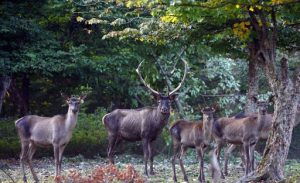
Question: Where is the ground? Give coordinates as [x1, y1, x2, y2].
[0, 153, 299, 183]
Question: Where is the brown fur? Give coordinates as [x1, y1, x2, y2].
[214, 115, 260, 176]
[103, 94, 176, 176]
[15, 95, 86, 182]
[220, 97, 273, 176]
[170, 108, 215, 182]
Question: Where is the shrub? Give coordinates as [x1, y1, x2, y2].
[55, 164, 145, 183]
[0, 118, 20, 158]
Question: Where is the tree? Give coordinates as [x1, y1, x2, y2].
[116, 0, 300, 181]
[165, 1, 300, 182]
[241, 3, 300, 182]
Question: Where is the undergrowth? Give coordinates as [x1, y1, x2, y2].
[55, 164, 145, 183]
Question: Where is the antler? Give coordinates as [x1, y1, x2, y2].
[169, 57, 188, 96]
[136, 60, 160, 95]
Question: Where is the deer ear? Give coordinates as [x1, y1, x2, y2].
[268, 95, 275, 103]
[211, 107, 215, 113]
[251, 96, 258, 103]
[79, 94, 87, 103]
[152, 92, 161, 100]
[169, 94, 177, 100]
[201, 108, 205, 114]
[61, 92, 70, 101]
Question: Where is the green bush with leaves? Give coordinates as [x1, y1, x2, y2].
[66, 108, 108, 157]
[0, 108, 108, 158]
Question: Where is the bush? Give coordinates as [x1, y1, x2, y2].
[56, 164, 145, 183]
[0, 118, 20, 158]
[61, 107, 109, 158]
[0, 108, 108, 158]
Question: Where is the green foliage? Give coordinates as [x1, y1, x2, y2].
[66, 108, 108, 157]
[0, 110, 108, 158]
[0, 119, 20, 158]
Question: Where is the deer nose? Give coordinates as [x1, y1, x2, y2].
[72, 109, 78, 113]
[161, 108, 169, 113]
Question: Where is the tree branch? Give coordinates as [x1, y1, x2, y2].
[150, 51, 184, 116]
[249, 9, 261, 33]
[271, 7, 278, 55]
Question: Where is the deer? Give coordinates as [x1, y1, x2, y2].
[212, 96, 274, 177]
[223, 97, 300, 176]
[102, 59, 187, 176]
[15, 94, 86, 183]
[169, 107, 215, 182]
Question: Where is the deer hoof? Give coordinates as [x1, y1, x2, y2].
[144, 171, 149, 177]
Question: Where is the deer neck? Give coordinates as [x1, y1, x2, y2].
[155, 108, 170, 126]
[203, 118, 214, 144]
[65, 108, 79, 131]
[257, 113, 267, 130]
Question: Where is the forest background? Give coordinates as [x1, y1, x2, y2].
[0, 0, 300, 182]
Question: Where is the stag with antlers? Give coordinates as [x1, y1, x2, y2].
[102, 58, 187, 176]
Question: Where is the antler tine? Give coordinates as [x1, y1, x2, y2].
[169, 57, 188, 96]
[136, 60, 160, 95]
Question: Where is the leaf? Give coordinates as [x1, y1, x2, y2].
[249, 6, 254, 12]
[76, 16, 85, 22]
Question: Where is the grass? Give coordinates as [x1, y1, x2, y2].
[1, 153, 300, 183]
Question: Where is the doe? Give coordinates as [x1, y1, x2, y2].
[15, 94, 86, 182]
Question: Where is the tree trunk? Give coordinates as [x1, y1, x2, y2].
[242, 78, 299, 182]
[8, 77, 29, 116]
[0, 75, 11, 115]
[245, 42, 259, 114]
[241, 8, 300, 182]
[22, 74, 30, 114]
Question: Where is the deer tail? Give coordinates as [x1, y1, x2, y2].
[169, 121, 181, 141]
[102, 113, 109, 125]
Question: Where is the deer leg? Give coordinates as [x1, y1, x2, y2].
[249, 140, 257, 173]
[243, 143, 250, 176]
[148, 141, 155, 175]
[28, 142, 38, 182]
[58, 145, 66, 174]
[142, 138, 149, 176]
[107, 134, 117, 164]
[179, 146, 188, 182]
[213, 146, 225, 179]
[53, 144, 60, 177]
[215, 143, 223, 162]
[171, 142, 180, 182]
[20, 141, 29, 183]
[196, 147, 205, 183]
[224, 144, 236, 176]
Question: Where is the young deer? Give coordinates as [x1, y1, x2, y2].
[170, 107, 215, 182]
[223, 97, 300, 175]
[212, 96, 273, 176]
[15, 94, 86, 182]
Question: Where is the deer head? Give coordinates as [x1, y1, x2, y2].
[61, 93, 87, 113]
[201, 107, 216, 122]
[136, 58, 187, 114]
[252, 96, 273, 115]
